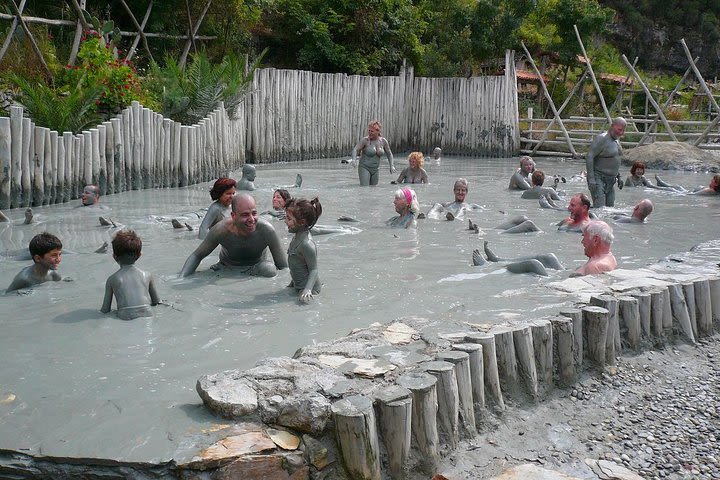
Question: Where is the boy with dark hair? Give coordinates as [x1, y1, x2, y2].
[7, 232, 63, 292]
[101, 230, 159, 320]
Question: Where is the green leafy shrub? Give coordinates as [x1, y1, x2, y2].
[9, 74, 101, 133]
[60, 31, 143, 115]
[147, 50, 264, 125]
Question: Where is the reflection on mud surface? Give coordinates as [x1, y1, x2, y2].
[0, 156, 717, 461]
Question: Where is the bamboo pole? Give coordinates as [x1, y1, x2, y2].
[638, 57, 698, 145]
[621, 55, 678, 141]
[119, 0, 154, 62]
[531, 69, 589, 155]
[9, 0, 52, 80]
[0, 0, 26, 63]
[178, 0, 212, 69]
[610, 56, 637, 115]
[573, 25, 611, 124]
[520, 42, 577, 157]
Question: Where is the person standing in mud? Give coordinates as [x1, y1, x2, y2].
[350, 120, 396, 186]
[586, 117, 626, 207]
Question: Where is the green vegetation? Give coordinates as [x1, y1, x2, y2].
[0, 0, 717, 127]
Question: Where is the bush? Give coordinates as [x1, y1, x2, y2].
[59, 31, 144, 115]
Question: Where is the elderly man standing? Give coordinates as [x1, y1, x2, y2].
[586, 117, 626, 207]
[572, 220, 617, 276]
[180, 194, 287, 277]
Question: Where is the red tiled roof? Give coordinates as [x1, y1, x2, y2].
[599, 73, 632, 86]
[516, 69, 549, 82]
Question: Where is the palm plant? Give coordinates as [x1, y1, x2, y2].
[10, 75, 102, 134]
[150, 50, 266, 125]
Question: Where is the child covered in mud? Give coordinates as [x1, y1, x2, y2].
[101, 230, 159, 320]
[6, 232, 63, 292]
[285, 197, 322, 304]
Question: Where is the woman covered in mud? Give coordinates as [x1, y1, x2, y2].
[387, 187, 419, 228]
[198, 178, 236, 239]
[393, 151, 428, 184]
[350, 120, 396, 186]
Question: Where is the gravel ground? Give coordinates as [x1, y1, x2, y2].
[436, 335, 720, 479]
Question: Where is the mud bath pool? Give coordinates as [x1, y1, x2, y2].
[0, 156, 718, 463]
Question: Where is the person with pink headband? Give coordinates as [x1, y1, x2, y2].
[387, 187, 419, 228]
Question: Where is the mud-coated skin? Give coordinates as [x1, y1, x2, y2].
[101, 264, 159, 320]
[6, 263, 61, 292]
[287, 228, 321, 303]
[198, 201, 231, 239]
[180, 217, 287, 278]
[352, 136, 395, 186]
[586, 131, 622, 207]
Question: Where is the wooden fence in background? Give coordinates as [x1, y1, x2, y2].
[0, 51, 519, 209]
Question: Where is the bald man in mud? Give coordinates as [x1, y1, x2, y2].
[586, 117, 626, 207]
[180, 194, 287, 277]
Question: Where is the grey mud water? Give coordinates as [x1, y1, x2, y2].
[0, 156, 718, 463]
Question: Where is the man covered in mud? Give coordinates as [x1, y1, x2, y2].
[586, 117, 626, 207]
[613, 198, 654, 224]
[427, 178, 482, 220]
[180, 194, 287, 277]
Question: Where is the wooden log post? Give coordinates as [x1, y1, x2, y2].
[172, 122, 181, 187]
[452, 343, 484, 410]
[550, 316, 576, 386]
[56, 134, 65, 204]
[590, 295, 619, 365]
[630, 291, 652, 338]
[9, 106, 22, 208]
[464, 332, 504, 411]
[422, 361, 459, 449]
[111, 118, 124, 193]
[374, 385, 412, 480]
[0, 117, 10, 209]
[436, 351, 476, 436]
[91, 128, 101, 188]
[694, 279, 713, 336]
[492, 326, 518, 392]
[681, 282, 698, 338]
[668, 284, 696, 344]
[83, 130, 92, 188]
[20, 117, 31, 206]
[97, 126, 106, 195]
[617, 296, 640, 350]
[582, 306, 609, 369]
[559, 307, 583, 368]
[142, 108, 152, 189]
[710, 278, 720, 330]
[62, 132, 73, 203]
[103, 122, 114, 195]
[48, 130, 58, 204]
[331, 395, 381, 480]
[131, 102, 142, 189]
[396, 372, 439, 473]
[661, 288, 673, 333]
[72, 136, 81, 198]
[649, 289, 665, 338]
[32, 126, 45, 206]
[180, 126, 189, 187]
[530, 319, 553, 390]
[512, 325, 539, 399]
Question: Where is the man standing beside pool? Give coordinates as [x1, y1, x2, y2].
[180, 194, 287, 277]
[586, 117, 626, 207]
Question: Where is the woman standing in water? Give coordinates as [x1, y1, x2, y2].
[387, 187, 419, 228]
[350, 120, 395, 186]
[198, 178, 236, 239]
[394, 151, 429, 184]
[285, 197, 322, 304]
